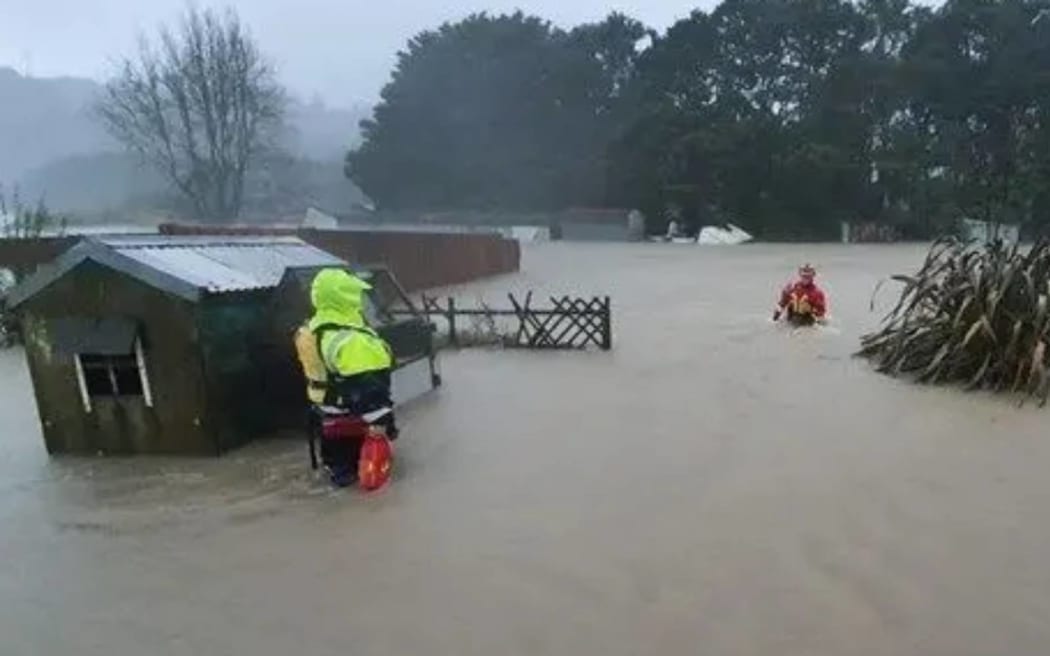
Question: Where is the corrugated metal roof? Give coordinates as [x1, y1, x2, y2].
[6, 235, 348, 308]
[100, 236, 344, 294]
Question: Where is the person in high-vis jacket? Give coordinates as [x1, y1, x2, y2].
[294, 268, 396, 486]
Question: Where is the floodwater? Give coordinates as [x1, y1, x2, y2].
[3, 242, 1050, 656]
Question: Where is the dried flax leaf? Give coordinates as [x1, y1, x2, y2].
[857, 239, 1050, 406]
[968, 353, 994, 390]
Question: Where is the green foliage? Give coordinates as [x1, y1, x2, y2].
[617, 0, 907, 237]
[347, 12, 648, 211]
[351, 1, 1050, 239]
[859, 237, 1050, 404]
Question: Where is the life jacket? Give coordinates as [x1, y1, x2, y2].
[781, 281, 826, 321]
[316, 323, 392, 377]
[294, 322, 393, 407]
[786, 290, 814, 317]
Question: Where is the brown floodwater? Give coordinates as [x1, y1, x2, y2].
[3, 242, 1050, 656]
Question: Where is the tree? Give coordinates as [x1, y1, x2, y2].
[347, 12, 649, 212]
[96, 7, 285, 221]
[606, 12, 719, 229]
[0, 186, 67, 346]
[568, 13, 653, 110]
[611, 0, 1050, 239]
[610, 0, 873, 237]
[0, 186, 66, 245]
[569, 13, 654, 204]
[898, 0, 1050, 232]
[349, 1, 1050, 238]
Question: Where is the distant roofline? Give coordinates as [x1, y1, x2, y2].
[98, 234, 306, 248]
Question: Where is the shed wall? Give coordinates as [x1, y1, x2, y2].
[196, 294, 272, 451]
[20, 261, 213, 455]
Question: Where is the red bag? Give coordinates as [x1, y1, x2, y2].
[358, 431, 393, 492]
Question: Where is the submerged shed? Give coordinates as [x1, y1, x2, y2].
[6, 235, 438, 456]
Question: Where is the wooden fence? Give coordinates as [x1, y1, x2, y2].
[407, 292, 612, 351]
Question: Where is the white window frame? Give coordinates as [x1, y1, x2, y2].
[72, 352, 92, 413]
[135, 337, 154, 408]
[74, 337, 154, 413]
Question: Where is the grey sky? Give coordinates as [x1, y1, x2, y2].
[0, 1, 711, 108]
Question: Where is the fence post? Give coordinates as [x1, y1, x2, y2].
[447, 297, 458, 347]
[421, 294, 432, 323]
[601, 296, 612, 351]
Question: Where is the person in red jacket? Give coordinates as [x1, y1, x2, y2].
[774, 264, 827, 326]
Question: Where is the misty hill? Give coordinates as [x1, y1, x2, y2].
[17, 149, 369, 222]
[16, 152, 168, 215]
[0, 66, 370, 219]
[0, 66, 111, 182]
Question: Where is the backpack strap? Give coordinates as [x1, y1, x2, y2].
[311, 323, 342, 362]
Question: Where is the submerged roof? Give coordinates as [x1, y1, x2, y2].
[6, 235, 346, 308]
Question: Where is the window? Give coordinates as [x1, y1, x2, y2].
[73, 338, 153, 412]
[80, 354, 143, 396]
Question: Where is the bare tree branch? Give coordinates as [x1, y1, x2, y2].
[95, 6, 285, 221]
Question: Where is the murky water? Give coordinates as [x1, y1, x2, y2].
[4, 242, 1050, 656]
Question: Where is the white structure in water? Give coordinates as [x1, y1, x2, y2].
[697, 223, 753, 245]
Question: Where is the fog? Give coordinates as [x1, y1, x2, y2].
[0, 0, 706, 106]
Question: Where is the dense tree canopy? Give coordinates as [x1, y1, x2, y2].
[344, 12, 638, 210]
[350, 1, 1050, 238]
[347, 12, 647, 211]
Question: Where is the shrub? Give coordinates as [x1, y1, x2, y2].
[858, 237, 1050, 405]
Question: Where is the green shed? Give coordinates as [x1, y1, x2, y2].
[5, 235, 437, 456]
